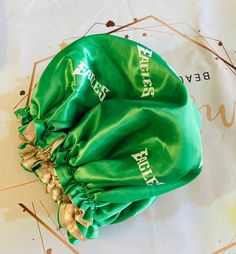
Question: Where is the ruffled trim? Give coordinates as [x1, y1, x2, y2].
[17, 121, 93, 242]
[14, 106, 32, 125]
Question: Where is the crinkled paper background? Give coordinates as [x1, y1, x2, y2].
[0, 0, 236, 253]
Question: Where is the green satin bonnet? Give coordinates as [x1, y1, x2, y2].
[15, 34, 202, 244]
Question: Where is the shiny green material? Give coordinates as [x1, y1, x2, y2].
[15, 34, 202, 243]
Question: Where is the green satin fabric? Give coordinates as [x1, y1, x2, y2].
[15, 34, 202, 243]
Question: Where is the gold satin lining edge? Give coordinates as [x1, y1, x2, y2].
[18, 121, 92, 241]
